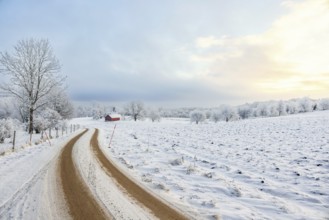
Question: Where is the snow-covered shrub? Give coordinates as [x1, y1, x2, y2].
[211, 111, 221, 123]
[148, 109, 161, 122]
[0, 118, 14, 143]
[34, 108, 62, 133]
[237, 105, 252, 119]
[298, 97, 313, 113]
[286, 101, 299, 114]
[256, 104, 269, 117]
[205, 111, 212, 119]
[318, 98, 329, 110]
[219, 105, 239, 122]
[268, 103, 279, 117]
[190, 110, 206, 124]
[277, 101, 287, 116]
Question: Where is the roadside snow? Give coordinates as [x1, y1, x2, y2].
[73, 111, 329, 220]
[0, 131, 79, 219]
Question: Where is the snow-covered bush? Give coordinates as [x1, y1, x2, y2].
[237, 105, 252, 119]
[298, 97, 313, 113]
[286, 101, 299, 114]
[277, 101, 287, 116]
[219, 105, 239, 122]
[211, 111, 221, 123]
[318, 98, 329, 110]
[148, 109, 161, 122]
[34, 108, 62, 133]
[256, 104, 269, 117]
[190, 110, 206, 124]
[0, 118, 14, 143]
[268, 103, 279, 117]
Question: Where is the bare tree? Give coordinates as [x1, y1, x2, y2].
[124, 101, 145, 121]
[0, 38, 65, 133]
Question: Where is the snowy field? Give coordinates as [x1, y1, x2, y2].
[74, 111, 329, 220]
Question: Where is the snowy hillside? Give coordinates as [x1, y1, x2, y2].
[73, 111, 329, 219]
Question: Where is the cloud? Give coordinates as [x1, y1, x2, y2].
[189, 0, 329, 101]
[1, 0, 328, 107]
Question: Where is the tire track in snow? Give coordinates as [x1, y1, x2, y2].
[59, 129, 112, 220]
[91, 128, 189, 220]
[0, 160, 50, 219]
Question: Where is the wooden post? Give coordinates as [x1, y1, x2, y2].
[29, 133, 32, 145]
[109, 124, 117, 148]
[44, 131, 51, 146]
[12, 131, 16, 152]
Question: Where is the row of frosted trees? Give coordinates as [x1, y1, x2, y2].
[190, 97, 329, 124]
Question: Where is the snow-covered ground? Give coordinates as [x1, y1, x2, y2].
[1, 111, 328, 219]
[0, 131, 78, 219]
[73, 111, 329, 220]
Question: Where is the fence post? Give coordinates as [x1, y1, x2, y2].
[12, 131, 16, 152]
[109, 124, 117, 148]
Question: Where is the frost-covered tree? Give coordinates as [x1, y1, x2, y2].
[256, 104, 269, 117]
[0, 118, 14, 143]
[318, 98, 329, 110]
[237, 105, 252, 119]
[277, 101, 287, 116]
[286, 101, 299, 114]
[298, 97, 313, 113]
[211, 110, 221, 123]
[148, 109, 161, 122]
[190, 110, 205, 124]
[34, 108, 62, 133]
[268, 103, 279, 117]
[0, 38, 65, 134]
[219, 105, 239, 122]
[48, 87, 74, 119]
[125, 101, 145, 121]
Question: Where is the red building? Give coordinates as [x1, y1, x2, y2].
[105, 113, 121, 121]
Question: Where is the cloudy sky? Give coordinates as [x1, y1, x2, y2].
[0, 0, 328, 107]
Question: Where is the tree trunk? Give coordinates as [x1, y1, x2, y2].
[134, 114, 137, 121]
[29, 108, 34, 134]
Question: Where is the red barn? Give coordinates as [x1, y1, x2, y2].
[105, 113, 121, 122]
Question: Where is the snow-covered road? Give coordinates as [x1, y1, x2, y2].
[0, 128, 190, 220]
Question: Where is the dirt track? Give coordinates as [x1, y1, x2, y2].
[91, 129, 189, 220]
[59, 130, 112, 220]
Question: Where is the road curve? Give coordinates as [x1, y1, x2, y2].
[59, 129, 112, 220]
[91, 129, 189, 220]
